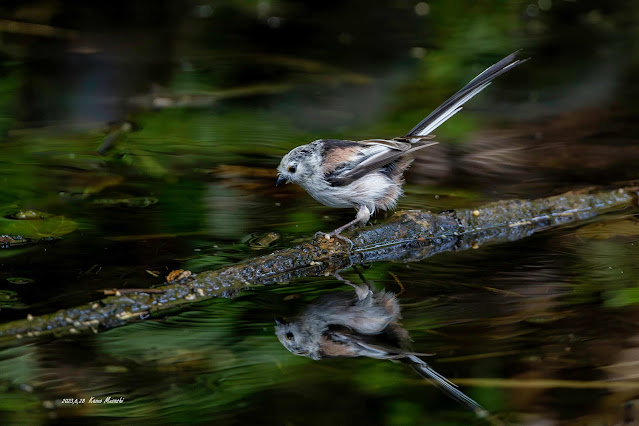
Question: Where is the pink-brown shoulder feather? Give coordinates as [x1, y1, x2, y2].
[319, 336, 357, 357]
[322, 145, 361, 174]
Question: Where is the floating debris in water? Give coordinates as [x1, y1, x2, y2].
[91, 197, 159, 208]
[247, 232, 280, 250]
[6, 210, 49, 220]
[6, 277, 35, 285]
[166, 269, 193, 283]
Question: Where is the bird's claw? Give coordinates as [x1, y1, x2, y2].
[353, 284, 372, 302]
[314, 231, 353, 250]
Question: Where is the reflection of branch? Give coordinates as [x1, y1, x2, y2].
[0, 186, 637, 340]
[127, 52, 372, 110]
[128, 83, 295, 109]
[0, 20, 77, 39]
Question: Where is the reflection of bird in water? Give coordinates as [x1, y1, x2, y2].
[275, 288, 487, 417]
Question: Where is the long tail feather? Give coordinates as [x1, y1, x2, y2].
[405, 355, 488, 418]
[406, 50, 528, 137]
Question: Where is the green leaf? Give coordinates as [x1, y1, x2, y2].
[0, 214, 77, 238]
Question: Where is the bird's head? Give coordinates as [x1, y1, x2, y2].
[276, 144, 317, 186]
[274, 317, 310, 357]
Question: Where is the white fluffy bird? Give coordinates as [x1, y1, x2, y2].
[277, 51, 527, 236]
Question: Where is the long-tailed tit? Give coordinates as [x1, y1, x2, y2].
[275, 289, 487, 417]
[276, 51, 527, 236]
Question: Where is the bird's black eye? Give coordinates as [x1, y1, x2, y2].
[288, 165, 296, 173]
[285, 332, 294, 341]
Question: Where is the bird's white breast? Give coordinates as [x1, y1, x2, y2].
[301, 172, 398, 213]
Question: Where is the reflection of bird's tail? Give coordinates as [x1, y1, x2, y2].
[404, 355, 488, 418]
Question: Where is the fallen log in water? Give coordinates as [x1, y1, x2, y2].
[0, 186, 636, 341]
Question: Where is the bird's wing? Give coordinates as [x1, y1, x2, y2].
[326, 330, 432, 359]
[406, 50, 528, 137]
[325, 140, 438, 187]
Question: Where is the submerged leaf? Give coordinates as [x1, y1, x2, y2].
[0, 214, 77, 238]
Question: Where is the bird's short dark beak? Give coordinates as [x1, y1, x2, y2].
[276, 176, 287, 186]
[274, 317, 287, 326]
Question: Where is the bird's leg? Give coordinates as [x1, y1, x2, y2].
[315, 205, 370, 250]
[334, 271, 372, 302]
[351, 265, 369, 285]
[333, 205, 371, 235]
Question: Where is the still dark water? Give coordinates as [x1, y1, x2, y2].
[1, 1, 639, 424]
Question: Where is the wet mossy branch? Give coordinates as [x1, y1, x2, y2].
[0, 186, 637, 340]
